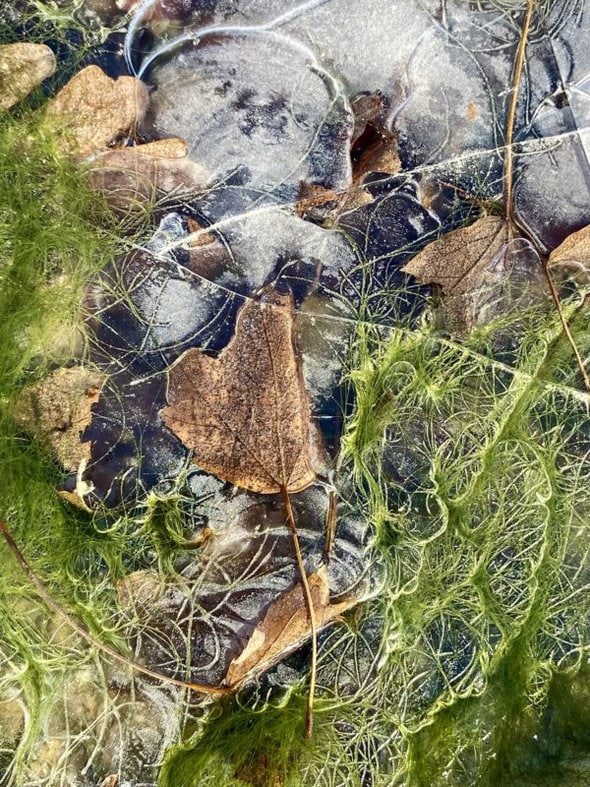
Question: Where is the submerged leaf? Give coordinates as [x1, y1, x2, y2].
[225, 566, 358, 688]
[402, 215, 508, 297]
[402, 215, 544, 333]
[162, 290, 321, 494]
[548, 223, 590, 288]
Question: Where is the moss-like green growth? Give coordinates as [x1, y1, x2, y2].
[0, 104, 149, 773]
[160, 697, 316, 787]
[340, 295, 590, 784]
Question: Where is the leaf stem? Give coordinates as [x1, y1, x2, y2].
[0, 520, 229, 698]
[281, 486, 318, 740]
[505, 0, 536, 236]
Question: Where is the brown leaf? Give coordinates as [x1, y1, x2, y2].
[225, 566, 357, 688]
[46, 65, 149, 157]
[0, 43, 56, 111]
[402, 215, 508, 297]
[548, 224, 590, 288]
[161, 290, 321, 494]
[402, 216, 546, 335]
[402, 215, 509, 335]
[296, 93, 400, 222]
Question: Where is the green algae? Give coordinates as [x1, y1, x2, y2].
[0, 100, 153, 776]
[0, 7, 589, 787]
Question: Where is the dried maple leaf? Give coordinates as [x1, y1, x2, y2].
[161, 289, 321, 493]
[225, 566, 357, 688]
[402, 215, 544, 335]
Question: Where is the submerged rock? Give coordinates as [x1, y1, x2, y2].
[14, 366, 105, 473]
[87, 137, 209, 214]
[46, 65, 149, 157]
[0, 42, 56, 110]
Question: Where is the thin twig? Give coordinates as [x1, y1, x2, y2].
[543, 264, 590, 390]
[281, 487, 317, 740]
[505, 0, 536, 237]
[323, 490, 337, 565]
[0, 520, 229, 697]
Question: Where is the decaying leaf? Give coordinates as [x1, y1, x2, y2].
[225, 566, 357, 687]
[350, 92, 400, 184]
[548, 224, 590, 289]
[403, 215, 508, 297]
[13, 366, 104, 473]
[402, 215, 544, 334]
[46, 65, 149, 157]
[161, 290, 322, 494]
[297, 92, 400, 222]
[0, 43, 56, 111]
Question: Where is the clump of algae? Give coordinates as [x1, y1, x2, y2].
[159, 289, 590, 787]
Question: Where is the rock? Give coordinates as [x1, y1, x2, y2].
[13, 366, 105, 472]
[46, 65, 149, 157]
[87, 137, 209, 214]
[0, 43, 56, 111]
[0, 688, 24, 746]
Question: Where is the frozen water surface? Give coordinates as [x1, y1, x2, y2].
[10, 0, 590, 783]
[78, 0, 590, 668]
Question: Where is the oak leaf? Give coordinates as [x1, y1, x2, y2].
[161, 289, 321, 494]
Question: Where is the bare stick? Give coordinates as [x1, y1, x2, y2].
[505, 0, 536, 236]
[0, 520, 229, 697]
[281, 487, 318, 740]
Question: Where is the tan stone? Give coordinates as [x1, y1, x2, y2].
[46, 65, 149, 157]
[13, 366, 104, 472]
[87, 138, 209, 213]
[0, 43, 56, 111]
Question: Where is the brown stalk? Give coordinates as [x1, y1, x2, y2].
[281, 487, 318, 740]
[323, 490, 337, 565]
[0, 520, 229, 697]
[503, 1, 589, 387]
[504, 0, 536, 237]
